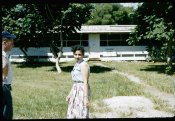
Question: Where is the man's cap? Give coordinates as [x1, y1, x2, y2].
[2, 31, 16, 38]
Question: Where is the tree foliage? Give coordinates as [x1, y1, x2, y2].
[127, 2, 175, 74]
[2, 3, 93, 73]
[2, 4, 48, 55]
[2, 3, 93, 56]
[85, 3, 136, 25]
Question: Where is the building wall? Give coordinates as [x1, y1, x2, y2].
[6, 25, 149, 62]
[88, 34, 100, 58]
[100, 46, 148, 61]
[7, 46, 148, 62]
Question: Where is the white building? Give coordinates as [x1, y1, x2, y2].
[7, 25, 148, 62]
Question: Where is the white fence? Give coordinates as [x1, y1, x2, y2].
[100, 46, 148, 61]
[6, 46, 149, 62]
[7, 47, 89, 62]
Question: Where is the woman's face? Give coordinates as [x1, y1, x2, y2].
[74, 50, 84, 62]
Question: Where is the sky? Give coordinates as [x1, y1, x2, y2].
[120, 3, 143, 9]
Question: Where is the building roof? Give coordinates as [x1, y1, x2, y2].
[77, 25, 136, 34]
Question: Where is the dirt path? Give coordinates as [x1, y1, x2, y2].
[90, 63, 175, 118]
[112, 70, 175, 110]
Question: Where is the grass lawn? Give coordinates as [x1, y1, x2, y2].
[100, 61, 175, 94]
[11, 61, 175, 119]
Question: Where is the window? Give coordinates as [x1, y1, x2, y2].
[65, 33, 88, 47]
[81, 34, 88, 40]
[67, 41, 80, 46]
[100, 41, 108, 46]
[121, 34, 129, 41]
[100, 34, 107, 40]
[108, 34, 120, 40]
[100, 34, 108, 46]
[81, 41, 88, 46]
[100, 33, 129, 46]
[108, 41, 121, 46]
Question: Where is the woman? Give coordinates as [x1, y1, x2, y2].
[66, 45, 90, 119]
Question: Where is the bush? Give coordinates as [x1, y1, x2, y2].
[165, 66, 174, 75]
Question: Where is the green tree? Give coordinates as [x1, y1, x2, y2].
[127, 2, 175, 74]
[2, 3, 93, 73]
[38, 3, 93, 73]
[2, 4, 50, 56]
[86, 3, 136, 25]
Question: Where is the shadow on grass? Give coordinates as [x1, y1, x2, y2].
[49, 66, 73, 72]
[49, 65, 112, 73]
[13, 62, 112, 73]
[140, 63, 175, 74]
[12, 62, 66, 68]
[140, 65, 166, 74]
[90, 65, 112, 73]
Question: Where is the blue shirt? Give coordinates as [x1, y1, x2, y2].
[71, 59, 90, 83]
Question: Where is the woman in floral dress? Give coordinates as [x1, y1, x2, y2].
[66, 45, 90, 119]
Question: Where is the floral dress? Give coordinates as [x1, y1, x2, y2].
[67, 59, 90, 119]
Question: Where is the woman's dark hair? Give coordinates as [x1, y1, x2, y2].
[71, 45, 85, 55]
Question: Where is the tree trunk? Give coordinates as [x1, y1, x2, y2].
[20, 47, 28, 57]
[19, 47, 31, 62]
[56, 54, 62, 73]
[55, 17, 64, 73]
[166, 35, 173, 73]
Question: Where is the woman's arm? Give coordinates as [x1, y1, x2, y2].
[81, 63, 89, 108]
[66, 84, 74, 102]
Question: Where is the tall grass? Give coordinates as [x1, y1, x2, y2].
[101, 61, 175, 94]
[11, 61, 146, 119]
[12, 62, 173, 119]
[12, 62, 72, 119]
